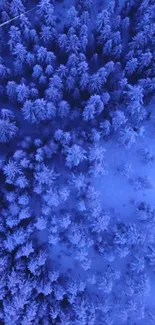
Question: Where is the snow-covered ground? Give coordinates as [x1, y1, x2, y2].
[93, 104, 155, 323]
[95, 117, 155, 222]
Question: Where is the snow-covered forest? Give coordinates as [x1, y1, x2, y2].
[0, 0, 155, 324]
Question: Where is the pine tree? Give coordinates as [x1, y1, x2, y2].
[58, 101, 70, 118]
[65, 145, 87, 168]
[16, 84, 30, 103]
[10, 0, 25, 16]
[40, 25, 54, 44]
[0, 110, 18, 143]
[83, 95, 104, 121]
[125, 58, 138, 75]
[67, 34, 80, 54]
[22, 100, 37, 123]
[13, 43, 27, 62]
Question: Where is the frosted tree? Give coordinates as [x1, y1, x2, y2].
[130, 256, 145, 273]
[58, 312, 72, 325]
[100, 120, 111, 136]
[125, 85, 146, 122]
[19, 12, 31, 30]
[125, 58, 138, 75]
[59, 213, 71, 229]
[10, 0, 25, 16]
[36, 46, 47, 63]
[16, 241, 34, 259]
[139, 147, 154, 164]
[0, 63, 9, 79]
[122, 17, 130, 29]
[65, 6, 79, 28]
[4, 226, 33, 252]
[13, 43, 27, 62]
[40, 25, 55, 44]
[15, 176, 28, 188]
[70, 172, 87, 194]
[30, 28, 39, 43]
[45, 6, 56, 27]
[37, 0, 55, 19]
[92, 213, 110, 233]
[58, 100, 70, 118]
[89, 73, 102, 93]
[103, 39, 112, 55]
[16, 84, 30, 103]
[22, 100, 37, 123]
[83, 95, 104, 121]
[59, 186, 70, 202]
[112, 110, 127, 130]
[88, 144, 106, 163]
[98, 67, 108, 83]
[45, 75, 63, 103]
[6, 81, 17, 101]
[32, 65, 43, 79]
[67, 34, 80, 54]
[33, 98, 48, 121]
[43, 189, 60, 207]
[90, 128, 101, 142]
[80, 25, 88, 52]
[54, 284, 65, 301]
[45, 64, 53, 77]
[65, 145, 86, 168]
[20, 302, 38, 325]
[77, 0, 92, 12]
[96, 9, 110, 32]
[139, 77, 155, 95]
[34, 164, 58, 190]
[130, 32, 146, 50]
[28, 251, 47, 275]
[125, 272, 151, 298]
[138, 51, 153, 73]
[58, 34, 68, 51]
[3, 160, 23, 183]
[0, 109, 18, 143]
[131, 175, 153, 191]
[13, 59, 24, 76]
[26, 52, 35, 67]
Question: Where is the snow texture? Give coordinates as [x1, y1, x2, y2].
[0, 0, 155, 324]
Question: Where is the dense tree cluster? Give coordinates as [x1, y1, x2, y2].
[0, 0, 155, 324]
